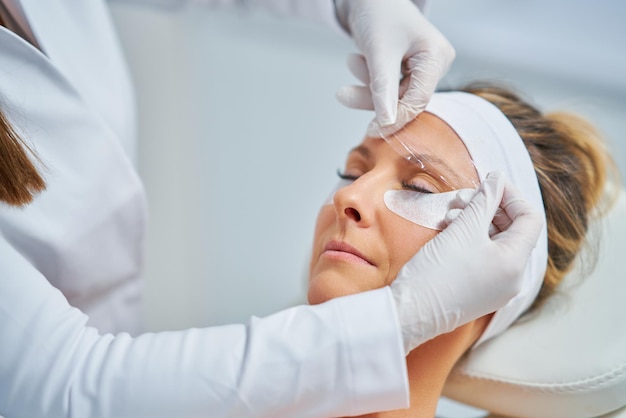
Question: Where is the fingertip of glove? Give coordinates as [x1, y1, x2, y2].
[486, 170, 503, 181]
[482, 171, 506, 197]
[335, 87, 350, 106]
[453, 188, 476, 206]
[444, 208, 462, 226]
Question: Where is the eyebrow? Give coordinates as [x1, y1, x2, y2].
[348, 143, 466, 188]
[402, 153, 465, 187]
[349, 144, 372, 160]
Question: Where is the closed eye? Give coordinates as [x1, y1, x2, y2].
[401, 181, 434, 194]
[336, 169, 359, 181]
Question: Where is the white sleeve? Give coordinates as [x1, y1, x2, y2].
[0, 234, 408, 418]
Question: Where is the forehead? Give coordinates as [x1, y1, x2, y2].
[365, 112, 478, 187]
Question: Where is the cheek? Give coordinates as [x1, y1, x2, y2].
[383, 217, 438, 284]
[309, 206, 334, 275]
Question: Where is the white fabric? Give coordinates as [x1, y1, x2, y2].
[5, 0, 142, 334]
[0, 236, 408, 417]
[445, 188, 626, 418]
[0, 1, 409, 416]
[425, 92, 549, 345]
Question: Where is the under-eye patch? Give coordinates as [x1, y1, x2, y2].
[384, 189, 473, 230]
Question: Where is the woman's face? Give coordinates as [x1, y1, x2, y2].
[308, 113, 478, 305]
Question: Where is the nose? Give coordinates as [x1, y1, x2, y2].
[344, 207, 361, 222]
[333, 175, 380, 227]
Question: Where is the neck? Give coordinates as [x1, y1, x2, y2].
[356, 317, 490, 418]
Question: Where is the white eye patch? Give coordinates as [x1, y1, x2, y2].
[384, 189, 475, 231]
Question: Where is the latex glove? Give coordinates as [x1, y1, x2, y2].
[334, 0, 455, 136]
[391, 172, 544, 354]
[446, 188, 516, 237]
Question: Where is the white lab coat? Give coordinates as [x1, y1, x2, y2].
[0, 1, 408, 417]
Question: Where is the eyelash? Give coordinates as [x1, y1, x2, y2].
[336, 169, 358, 181]
[401, 181, 433, 194]
[336, 169, 433, 194]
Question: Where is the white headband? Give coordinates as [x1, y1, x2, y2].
[425, 91, 549, 346]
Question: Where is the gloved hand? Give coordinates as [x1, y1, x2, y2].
[446, 188, 517, 237]
[334, 0, 455, 136]
[390, 171, 544, 354]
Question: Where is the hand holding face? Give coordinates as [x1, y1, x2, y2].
[390, 171, 544, 354]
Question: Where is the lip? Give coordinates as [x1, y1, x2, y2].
[322, 240, 375, 266]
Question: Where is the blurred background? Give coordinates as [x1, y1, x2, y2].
[109, 1, 625, 416]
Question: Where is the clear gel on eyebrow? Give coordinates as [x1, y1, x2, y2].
[374, 124, 480, 191]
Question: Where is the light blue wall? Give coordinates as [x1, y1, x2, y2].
[111, 5, 368, 333]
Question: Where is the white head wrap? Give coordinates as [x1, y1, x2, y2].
[425, 91, 549, 346]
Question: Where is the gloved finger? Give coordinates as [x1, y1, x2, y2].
[491, 183, 544, 250]
[336, 54, 376, 111]
[347, 53, 370, 84]
[452, 171, 507, 234]
[397, 71, 411, 102]
[448, 207, 506, 238]
[336, 85, 375, 110]
[443, 188, 476, 227]
[366, 45, 403, 127]
[492, 207, 512, 233]
[444, 208, 462, 226]
[488, 223, 500, 237]
[399, 53, 445, 112]
[444, 208, 500, 237]
[381, 36, 453, 131]
[500, 180, 534, 220]
[468, 179, 515, 235]
[491, 177, 530, 233]
[370, 55, 445, 137]
[450, 188, 477, 209]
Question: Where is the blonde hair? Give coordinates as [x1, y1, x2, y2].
[461, 83, 621, 308]
[0, 108, 46, 206]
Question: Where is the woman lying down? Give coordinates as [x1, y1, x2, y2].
[306, 83, 620, 418]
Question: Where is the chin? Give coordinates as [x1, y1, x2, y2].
[307, 274, 364, 306]
[307, 285, 336, 305]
